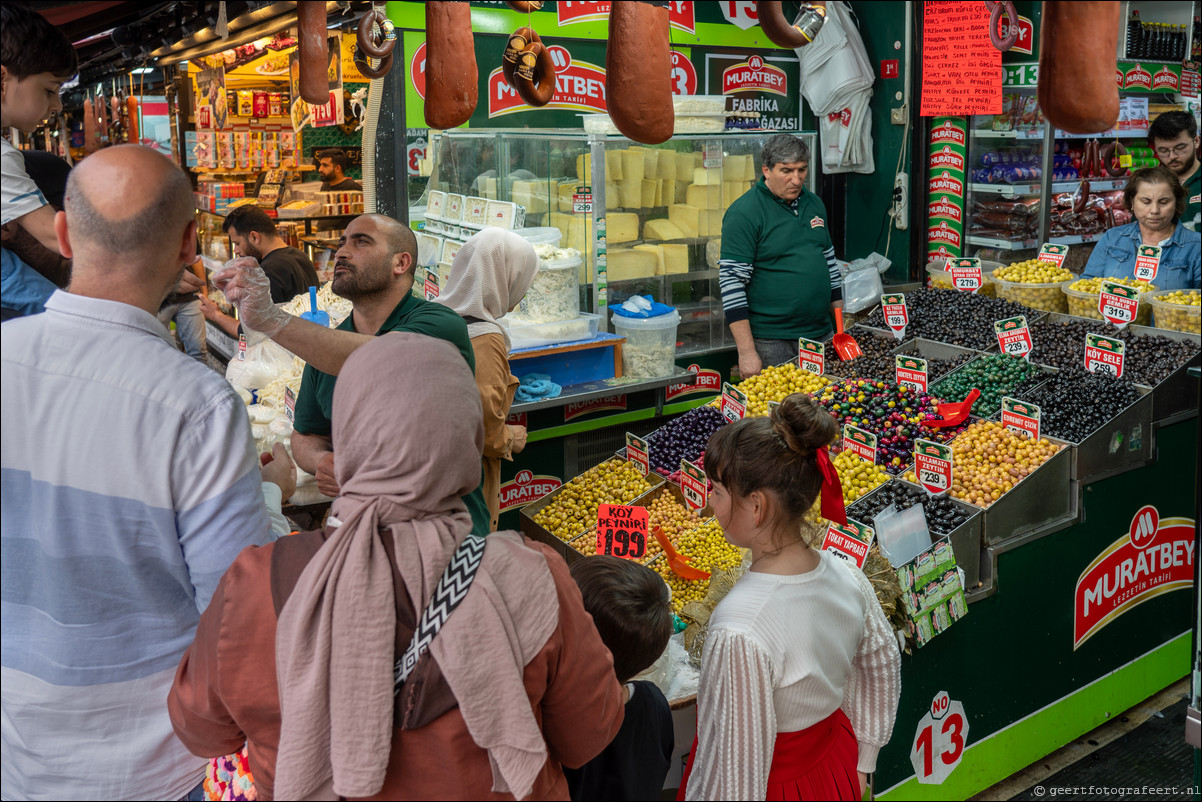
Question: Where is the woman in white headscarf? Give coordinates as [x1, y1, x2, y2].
[437, 229, 540, 531]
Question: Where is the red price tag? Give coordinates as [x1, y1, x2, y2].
[1037, 243, 1069, 268]
[820, 519, 875, 568]
[881, 293, 909, 339]
[798, 337, 825, 376]
[573, 185, 593, 214]
[1000, 397, 1040, 441]
[625, 432, 649, 477]
[1097, 281, 1140, 328]
[237, 333, 247, 361]
[1084, 333, 1125, 378]
[595, 503, 650, 560]
[680, 459, 708, 512]
[914, 439, 953, 496]
[1134, 245, 1161, 284]
[843, 425, 878, 464]
[948, 258, 983, 293]
[895, 354, 929, 394]
[994, 316, 1032, 360]
[424, 273, 440, 300]
[721, 382, 747, 422]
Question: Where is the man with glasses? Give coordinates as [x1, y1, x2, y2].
[1148, 111, 1200, 232]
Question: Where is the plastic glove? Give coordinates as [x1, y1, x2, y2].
[211, 257, 290, 346]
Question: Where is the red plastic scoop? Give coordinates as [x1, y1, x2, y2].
[832, 307, 863, 361]
[927, 388, 981, 428]
[652, 526, 711, 581]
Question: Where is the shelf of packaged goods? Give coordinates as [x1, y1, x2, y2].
[1055, 128, 1148, 139]
[969, 182, 1042, 196]
[966, 236, 1038, 250]
[969, 178, 1129, 197]
[1049, 233, 1104, 245]
[970, 129, 1045, 140]
[1052, 178, 1127, 192]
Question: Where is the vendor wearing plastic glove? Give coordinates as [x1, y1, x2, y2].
[1082, 166, 1202, 291]
[719, 134, 843, 377]
[212, 213, 493, 535]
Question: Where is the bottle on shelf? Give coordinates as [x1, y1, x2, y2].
[1126, 9, 1142, 59]
[1193, 16, 1201, 59]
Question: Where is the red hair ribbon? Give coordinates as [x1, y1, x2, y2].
[815, 446, 847, 526]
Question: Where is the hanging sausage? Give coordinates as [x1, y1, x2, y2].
[297, 2, 330, 105]
[424, 2, 478, 129]
[1037, 1, 1120, 134]
[605, 1, 673, 145]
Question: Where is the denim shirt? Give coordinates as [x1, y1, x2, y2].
[1082, 221, 1202, 291]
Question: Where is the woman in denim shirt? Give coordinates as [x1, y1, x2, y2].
[1083, 165, 1201, 291]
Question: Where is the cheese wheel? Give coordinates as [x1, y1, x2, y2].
[425, 2, 479, 129]
[605, 2, 673, 144]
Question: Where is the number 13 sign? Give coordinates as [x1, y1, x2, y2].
[911, 691, 968, 784]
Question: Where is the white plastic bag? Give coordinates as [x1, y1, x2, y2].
[842, 267, 884, 314]
[225, 337, 298, 392]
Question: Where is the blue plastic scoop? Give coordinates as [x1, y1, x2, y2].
[299, 286, 329, 327]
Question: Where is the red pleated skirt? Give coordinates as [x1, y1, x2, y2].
[677, 708, 861, 801]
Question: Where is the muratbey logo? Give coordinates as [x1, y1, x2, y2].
[930, 171, 965, 196]
[558, 1, 696, 33]
[928, 221, 962, 249]
[1124, 64, 1152, 90]
[667, 364, 722, 401]
[810, 216, 825, 229]
[564, 394, 628, 422]
[928, 196, 963, 224]
[1073, 505, 1195, 649]
[721, 54, 788, 96]
[1152, 67, 1179, 91]
[930, 120, 966, 146]
[487, 46, 608, 117]
[500, 470, 563, 513]
[929, 146, 965, 172]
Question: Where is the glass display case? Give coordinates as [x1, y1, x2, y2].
[417, 129, 817, 357]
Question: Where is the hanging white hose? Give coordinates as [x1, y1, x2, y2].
[360, 16, 385, 214]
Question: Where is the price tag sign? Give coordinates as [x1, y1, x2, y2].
[702, 141, 723, 169]
[994, 315, 1032, 360]
[284, 386, 296, 423]
[820, 518, 875, 568]
[625, 432, 649, 477]
[895, 354, 929, 393]
[595, 503, 650, 560]
[798, 337, 825, 376]
[842, 425, 878, 464]
[882, 293, 909, 340]
[1084, 332, 1125, 378]
[573, 185, 593, 214]
[1098, 280, 1140, 329]
[423, 272, 440, 301]
[1037, 243, 1069, 268]
[1133, 245, 1161, 284]
[1000, 397, 1040, 441]
[721, 382, 747, 422]
[767, 399, 781, 412]
[680, 458, 708, 512]
[237, 333, 247, 361]
[948, 257, 983, 293]
[914, 439, 953, 496]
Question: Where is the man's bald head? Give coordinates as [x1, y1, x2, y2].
[64, 145, 194, 256]
[358, 213, 417, 265]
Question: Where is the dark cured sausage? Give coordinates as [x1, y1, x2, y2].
[357, 7, 396, 60]
[424, 2, 478, 129]
[1101, 141, 1128, 177]
[503, 27, 540, 90]
[758, 1, 827, 49]
[986, 1, 1019, 51]
[355, 51, 393, 80]
[514, 41, 555, 107]
[606, 1, 673, 145]
[297, 2, 330, 105]
[1037, 1, 1120, 134]
[126, 96, 139, 144]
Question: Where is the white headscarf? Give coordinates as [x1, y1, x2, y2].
[437, 229, 539, 349]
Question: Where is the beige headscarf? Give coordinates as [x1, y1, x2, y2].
[273, 332, 559, 800]
[438, 228, 540, 349]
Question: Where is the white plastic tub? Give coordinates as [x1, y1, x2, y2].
[611, 310, 681, 379]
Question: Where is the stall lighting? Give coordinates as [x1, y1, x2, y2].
[131, 67, 156, 74]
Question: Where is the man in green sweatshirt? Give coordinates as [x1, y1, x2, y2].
[1149, 110, 1200, 233]
[719, 134, 843, 378]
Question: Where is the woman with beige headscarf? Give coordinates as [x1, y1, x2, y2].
[437, 228, 540, 531]
[168, 332, 624, 800]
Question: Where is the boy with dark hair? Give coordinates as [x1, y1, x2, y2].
[0, 4, 77, 319]
[317, 148, 361, 191]
[1148, 110, 1200, 232]
[566, 556, 676, 801]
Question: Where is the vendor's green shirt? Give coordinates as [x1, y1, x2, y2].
[1183, 166, 1200, 233]
[293, 292, 491, 535]
[720, 178, 835, 340]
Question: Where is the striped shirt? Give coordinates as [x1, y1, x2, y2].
[1, 138, 47, 226]
[1, 290, 276, 800]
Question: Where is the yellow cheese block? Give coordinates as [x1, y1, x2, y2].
[663, 243, 689, 274]
[620, 150, 645, 182]
[512, 180, 550, 198]
[556, 182, 576, 213]
[481, 177, 498, 200]
[605, 247, 658, 280]
[513, 192, 551, 214]
[686, 184, 723, 209]
[644, 218, 687, 240]
[642, 148, 659, 179]
[641, 179, 658, 208]
[576, 154, 591, 183]
[619, 177, 642, 208]
[657, 150, 676, 180]
[606, 212, 640, 243]
[606, 181, 621, 206]
[605, 148, 623, 181]
[660, 178, 676, 207]
[724, 181, 750, 207]
[550, 212, 593, 253]
[723, 154, 753, 182]
[669, 204, 700, 238]
[653, 180, 663, 207]
[676, 151, 699, 182]
[693, 166, 723, 185]
[699, 209, 724, 237]
[674, 181, 691, 203]
[633, 244, 666, 275]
